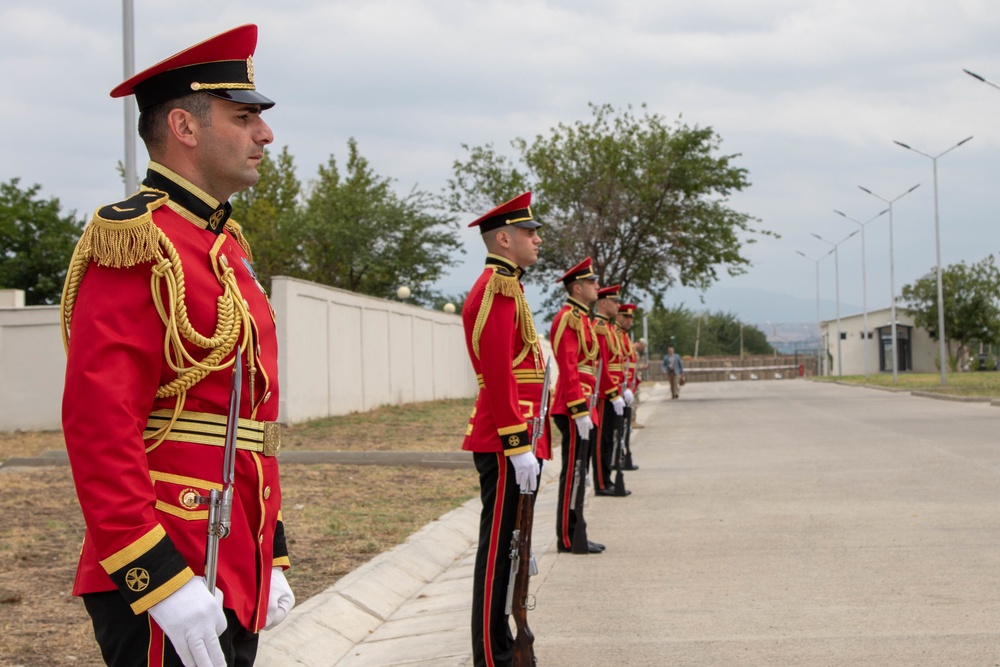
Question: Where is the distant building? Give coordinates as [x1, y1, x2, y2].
[820, 307, 938, 376]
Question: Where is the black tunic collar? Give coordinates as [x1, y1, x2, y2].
[143, 161, 232, 235]
[566, 297, 591, 314]
[485, 254, 525, 281]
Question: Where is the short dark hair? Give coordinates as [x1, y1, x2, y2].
[137, 92, 213, 155]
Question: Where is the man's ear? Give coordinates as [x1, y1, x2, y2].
[495, 229, 512, 248]
[166, 108, 200, 148]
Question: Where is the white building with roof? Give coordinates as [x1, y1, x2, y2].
[820, 307, 939, 376]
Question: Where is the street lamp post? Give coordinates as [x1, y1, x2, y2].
[832, 208, 888, 380]
[963, 69, 1000, 92]
[795, 249, 833, 374]
[893, 136, 973, 385]
[810, 230, 859, 377]
[858, 183, 921, 384]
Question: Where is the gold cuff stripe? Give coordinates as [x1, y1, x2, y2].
[129, 568, 194, 615]
[273, 556, 291, 568]
[497, 424, 527, 436]
[99, 525, 167, 574]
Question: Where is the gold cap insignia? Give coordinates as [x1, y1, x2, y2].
[247, 56, 255, 84]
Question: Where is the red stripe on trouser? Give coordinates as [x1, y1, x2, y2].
[147, 617, 166, 665]
[560, 427, 577, 549]
[481, 452, 507, 667]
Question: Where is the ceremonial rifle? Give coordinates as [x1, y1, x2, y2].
[196, 358, 241, 594]
[611, 362, 630, 496]
[505, 359, 550, 666]
[570, 359, 601, 554]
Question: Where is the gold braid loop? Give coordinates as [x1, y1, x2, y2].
[60, 203, 255, 452]
[472, 269, 540, 369]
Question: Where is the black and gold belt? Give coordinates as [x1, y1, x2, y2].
[144, 409, 281, 456]
[476, 368, 546, 389]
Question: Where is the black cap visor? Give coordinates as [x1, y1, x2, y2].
[206, 88, 275, 110]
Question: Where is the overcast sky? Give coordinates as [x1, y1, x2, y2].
[3, 0, 1000, 323]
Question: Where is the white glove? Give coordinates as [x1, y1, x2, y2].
[509, 451, 540, 492]
[623, 388, 635, 406]
[612, 396, 625, 416]
[574, 414, 594, 440]
[148, 576, 227, 667]
[265, 566, 295, 630]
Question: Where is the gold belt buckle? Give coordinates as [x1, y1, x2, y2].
[262, 422, 282, 456]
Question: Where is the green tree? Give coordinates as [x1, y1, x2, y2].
[646, 306, 771, 357]
[448, 103, 771, 309]
[301, 139, 462, 304]
[0, 178, 84, 305]
[231, 146, 303, 291]
[899, 256, 1000, 371]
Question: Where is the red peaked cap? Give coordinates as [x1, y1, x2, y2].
[619, 303, 636, 314]
[597, 284, 621, 300]
[557, 257, 598, 286]
[467, 191, 542, 234]
[110, 24, 274, 112]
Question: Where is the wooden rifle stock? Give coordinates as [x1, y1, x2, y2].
[510, 491, 537, 666]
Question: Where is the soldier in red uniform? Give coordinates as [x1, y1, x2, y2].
[61, 25, 292, 667]
[616, 303, 641, 468]
[550, 257, 611, 553]
[461, 192, 548, 667]
[592, 285, 628, 495]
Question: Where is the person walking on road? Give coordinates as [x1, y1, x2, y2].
[662, 345, 686, 399]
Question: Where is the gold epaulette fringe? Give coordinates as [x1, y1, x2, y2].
[224, 219, 253, 262]
[593, 320, 608, 335]
[471, 269, 540, 369]
[61, 192, 257, 452]
[79, 190, 169, 269]
[564, 311, 582, 332]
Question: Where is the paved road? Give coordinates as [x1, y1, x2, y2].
[260, 378, 1000, 666]
[533, 379, 1000, 666]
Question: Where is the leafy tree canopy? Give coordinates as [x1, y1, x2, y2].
[645, 304, 772, 357]
[0, 178, 84, 305]
[899, 255, 1000, 366]
[232, 141, 463, 305]
[448, 103, 772, 312]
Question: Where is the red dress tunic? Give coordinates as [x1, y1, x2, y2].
[62, 162, 287, 632]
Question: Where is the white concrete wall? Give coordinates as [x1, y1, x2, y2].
[0, 305, 64, 431]
[270, 277, 478, 424]
[0, 278, 483, 432]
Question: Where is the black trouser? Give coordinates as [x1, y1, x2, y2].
[471, 451, 520, 667]
[83, 590, 258, 666]
[554, 414, 585, 550]
[593, 400, 618, 490]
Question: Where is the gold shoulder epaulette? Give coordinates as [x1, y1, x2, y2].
[485, 267, 521, 299]
[80, 189, 169, 268]
[565, 309, 583, 332]
[224, 218, 254, 262]
[594, 319, 608, 335]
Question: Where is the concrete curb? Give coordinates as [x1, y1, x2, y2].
[910, 390, 993, 403]
[256, 458, 564, 666]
